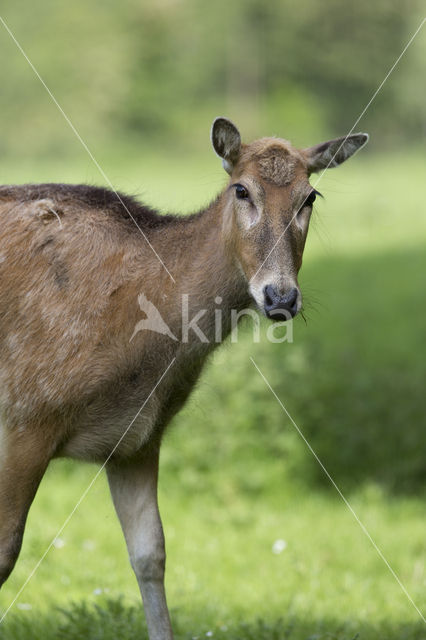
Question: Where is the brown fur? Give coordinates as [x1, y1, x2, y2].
[0, 120, 367, 639]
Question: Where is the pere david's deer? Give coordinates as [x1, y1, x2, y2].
[0, 118, 368, 639]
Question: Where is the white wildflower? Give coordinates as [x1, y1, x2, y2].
[272, 539, 287, 554]
[53, 537, 65, 549]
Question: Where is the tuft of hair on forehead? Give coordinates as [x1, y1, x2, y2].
[239, 137, 306, 187]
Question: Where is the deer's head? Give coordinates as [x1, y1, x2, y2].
[212, 117, 368, 321]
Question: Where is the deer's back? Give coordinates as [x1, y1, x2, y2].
[0, 184, 175, 456]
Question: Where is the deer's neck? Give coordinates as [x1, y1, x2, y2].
[185, 195, 247, 295]
[150, 193, 250, 344]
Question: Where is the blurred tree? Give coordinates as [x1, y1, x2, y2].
[0, 0, 423, 155]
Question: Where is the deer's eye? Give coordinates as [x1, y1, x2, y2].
[235, 184, 249, 200]
[304, 191, 317, 207]
[303, 189, 322, 208]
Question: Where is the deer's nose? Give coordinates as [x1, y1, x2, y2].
[263, 285, 299, 320]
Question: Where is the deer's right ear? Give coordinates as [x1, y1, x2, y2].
[211, 117, 241, 174]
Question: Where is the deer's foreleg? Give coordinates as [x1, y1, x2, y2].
[0, 426, 51, 587]
[107, 449, 173, 640]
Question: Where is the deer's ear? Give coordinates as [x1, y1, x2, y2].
[211, 117, 241, 174]
[304, 133, 369, 174]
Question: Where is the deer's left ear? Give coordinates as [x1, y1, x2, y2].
[304, 133, 369, 174]
[211, 117, 241, 174]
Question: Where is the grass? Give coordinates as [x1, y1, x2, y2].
[0, 148, 425, 639]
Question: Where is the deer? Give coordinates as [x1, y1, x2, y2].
[0, 117, 368, 639]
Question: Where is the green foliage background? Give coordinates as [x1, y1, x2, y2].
[0, 1, 425, 638]
[0, 0, 424, 157]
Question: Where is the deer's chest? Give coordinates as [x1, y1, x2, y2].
[60, 341, 211, 462]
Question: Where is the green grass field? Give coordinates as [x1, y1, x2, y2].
[0, 148, 425, 639]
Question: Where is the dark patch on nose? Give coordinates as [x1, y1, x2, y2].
[264, 285, 299, 320]
[254, 216, 274, 261]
